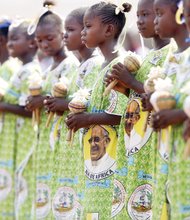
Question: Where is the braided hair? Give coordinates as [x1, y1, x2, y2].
[67, 7, 88, 26]
[37, 11, 63, 31]
[160, 0, 182, 13]
[88, 1, 132, 39]
[37, 0, 62, 31]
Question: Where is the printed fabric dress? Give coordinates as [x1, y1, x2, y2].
[153, 46, 189, 220]
[50, 55, 103, 220]
[0, 57, 21, 134]
[112, 44, 171, 220]
[0, 58, 22, 219]
[82, 55, 128, 220]
[0, 57, 21, 82]
[13, 60, 42, 220]
[35, 56, 79, 220]
[0, 59, 40, 220]
[163, 47, 190, 220]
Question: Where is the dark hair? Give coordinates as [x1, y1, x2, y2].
[37, 10, 63, 31]
[88, 1, 131, 39]
[0, 19, 11, 38]
[10, 20, 35, 40]
[161, 0, 181, 13]
[68, 7, 88, 26]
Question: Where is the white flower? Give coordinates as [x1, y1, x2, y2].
[115, 5, 125, 15]
[180, 81, 190, 95]
[148, 66, 165, 79]
[72, 88, 91, 105]
[59, 76, 70, 88]
[153, 77, 174, 92]
[28, 73, 42, 89]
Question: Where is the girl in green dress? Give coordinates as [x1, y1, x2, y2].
[106, 0, 171, 219]
[66, 2, 132, 219]
[43, 7, 103, 220]
[0, 18, 21, 82]
[151, 0, 190, 219]
[0, 20, 40, 220]
[26, 7, 79, 219]
[0, 18, 21, 136]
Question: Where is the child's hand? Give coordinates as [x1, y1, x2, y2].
[0, 102, 6, 112]
[26, 95, 45, 111]
[104, 65, 129, 95]
[183, 119, 190, 141]
[111, 62, 136, 88]
[152, 109, 187, 131]
[141, 93, 153, 112]
[44, 97, 69, 114]
[65, 112, 91, 132]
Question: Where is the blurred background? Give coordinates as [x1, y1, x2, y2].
[0, 0, 151, 56]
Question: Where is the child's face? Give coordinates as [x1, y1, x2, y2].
[184, 0, 190, 33]
[35, 23, 64, 56]
[7, 27, 29, 58]
[154, 0, 177, 38]
[137, 0, 156, 38]
[64, 15, 83, 51]
[81, 10, 107, 48]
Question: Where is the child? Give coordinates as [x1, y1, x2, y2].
[106, 0, 171, 219]
[0, 18, 21, 82]
[151, 0, 190, 219]
[0, 19, 41, 220]
[66, 2, 131, 219]
[43, 7, 103, 219]
[26, 7, 80, 219]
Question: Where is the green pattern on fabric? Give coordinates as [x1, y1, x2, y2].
[35, 56, 79, 220]
[0, 57, 21, 82]
[0, 113, 17, 220]
[152, 47, 190, 220]
[83, 56, 128, 220]
[0, 58, 22, 219]
[112, 45, 170, 220]
[0, 59, 40, 220]
[163, 47, 190, 220]
[50, 55, 103, 220]
[14, 61, 41, 220]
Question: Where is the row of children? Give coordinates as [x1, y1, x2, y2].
[0, 0, 190, 219]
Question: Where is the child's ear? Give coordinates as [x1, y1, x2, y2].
[28, 39, 37, 49]
[105, 24, 115, 38]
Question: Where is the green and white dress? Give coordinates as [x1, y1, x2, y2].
[152, 47, 190, 220]
[112, 45, 171, 220]
[50, 55, 103, 220]
[35, 56, 79, 220]
[0, 57, 21, 82]
[82, 55, 128, 220]
[0, 58, 21, 220]
[14, 60, 41, 220]
[0, 59, 40, 220]
[160, 47, 190, 220]
[0, 57, 21, 136]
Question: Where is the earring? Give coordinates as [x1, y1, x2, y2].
[175, 2, 184, 25]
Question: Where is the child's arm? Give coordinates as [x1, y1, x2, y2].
[44, 97, 70, 114]
[66, 112, 121, 132]
[0, 102, 32, 117]
[108, 63, 145, 94]
[183, 119, 190, 141]
[141, 93, 153, 112]
[152, 109, 187, 131]
[26, 95, 46, 111]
